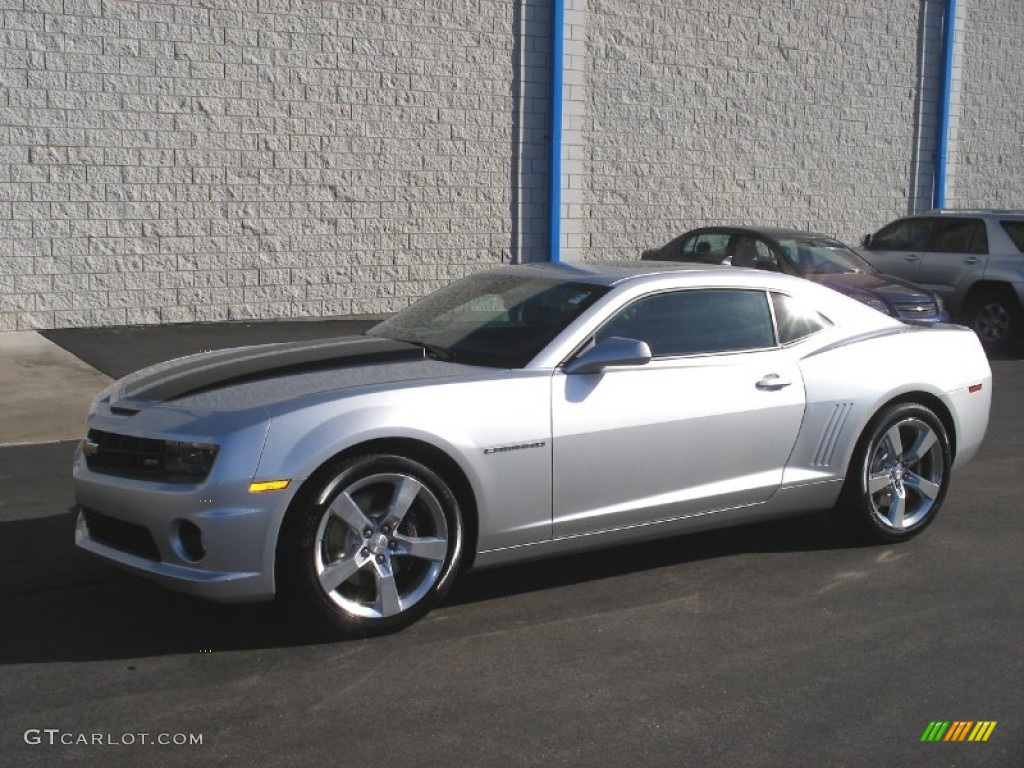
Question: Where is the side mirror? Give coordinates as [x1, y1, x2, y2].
[565, 337, 652, 375]
[861, 234, 873, 248]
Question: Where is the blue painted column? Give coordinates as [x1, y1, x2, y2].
[548, 0, 565, 262]
[934, 0, 958, 210]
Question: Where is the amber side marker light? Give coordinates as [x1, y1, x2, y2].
[249, 479, 291, 493]
[968, 384, 984, 393]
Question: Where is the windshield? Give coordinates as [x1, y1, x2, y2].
[368, 272, 610, 368]
[776, 238, 878, 275]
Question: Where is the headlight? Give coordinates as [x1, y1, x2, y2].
[83, 430, 220, 483]
[163, 440, 220, 481]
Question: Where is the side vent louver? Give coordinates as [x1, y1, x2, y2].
[812, 403, 853, 467]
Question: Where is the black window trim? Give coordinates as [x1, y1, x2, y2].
[580, 287, 783, 363]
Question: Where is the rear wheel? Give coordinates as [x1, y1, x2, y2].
[279, 454, 464, 638]
[840, 403, 951, 542]
[967, 287, 1021, 353]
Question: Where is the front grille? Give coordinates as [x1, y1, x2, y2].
[84, 429, 217, 483]
[893, 301, 940, 320]
[82, 508, 161, 561]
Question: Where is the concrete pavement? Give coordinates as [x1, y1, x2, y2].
[0, 317, 382, 447]
[0, 331, 112, 447]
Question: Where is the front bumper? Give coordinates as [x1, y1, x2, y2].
[72, 418, 292, 603]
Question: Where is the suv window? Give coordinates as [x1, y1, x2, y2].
[929, 218, 988, 254]
[871, 218, 932, 251]
[597, 289, 775, 357]
[1000, 221, 1024, 253]
[771, 292, 832, 343]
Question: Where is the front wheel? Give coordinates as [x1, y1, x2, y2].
[840, 403, 951, 542]
[279, 454, 464, 638]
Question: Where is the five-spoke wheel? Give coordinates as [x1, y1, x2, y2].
[280, 454, 463, 637]
[842, 402, 951, 542]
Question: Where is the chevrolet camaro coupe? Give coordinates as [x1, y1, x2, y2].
[74, 262, 991, 637]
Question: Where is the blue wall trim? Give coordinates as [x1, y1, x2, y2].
[934, 0, 958, 210]
[548, 0, 564, 262]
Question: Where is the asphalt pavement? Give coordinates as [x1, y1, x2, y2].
[0, 319, 1020, 767]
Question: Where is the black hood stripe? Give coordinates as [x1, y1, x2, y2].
[121, 337, 425, 403]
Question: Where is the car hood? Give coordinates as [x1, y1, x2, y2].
[103, 335, 488, 413]
[806, 271, 934, 305]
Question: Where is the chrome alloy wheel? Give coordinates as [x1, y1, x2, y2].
[313, 472, 449, 619]
[864, 416, 945, 532]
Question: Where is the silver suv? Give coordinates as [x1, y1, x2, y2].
[859, 210, 1024, 352]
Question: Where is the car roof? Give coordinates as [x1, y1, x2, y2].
[915, 209, 1024, 219]
[682, 225, 840, 242]
[486, 260, 731, 287]
[484, 259, 830, 293]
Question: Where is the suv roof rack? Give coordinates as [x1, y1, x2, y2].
[926, 208, 1024, 216]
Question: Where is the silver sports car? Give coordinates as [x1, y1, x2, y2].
[74, 262, 991, 636]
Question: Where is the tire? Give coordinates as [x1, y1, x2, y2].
[967, 287, 1022, 354]
[279, 454, 464, 638]
[839, 403, 952, 543]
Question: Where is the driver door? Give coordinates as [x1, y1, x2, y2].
[550, 288, 806, 538]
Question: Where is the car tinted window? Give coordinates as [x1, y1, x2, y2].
[871, 219, 932, 251]
[370, 273, 609, 368]
[731, 237, 779, 270]
[777, 238, 876, 275]
[771, 292, 832, 344]
[1000, 221, 1024, 253]
[679, 233, 730, 263]
[597, 289, 775, 357]
[929, 218, 987, 254]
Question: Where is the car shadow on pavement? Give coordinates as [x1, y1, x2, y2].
[445, 509, 860, 608]
[0, 505, 862, 665]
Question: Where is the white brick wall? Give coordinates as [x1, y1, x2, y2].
[2, 0, 1023, 329]
[578, 0, 947, 257]
[0, 0, 518, 330]
[950, 0, 1024, 208]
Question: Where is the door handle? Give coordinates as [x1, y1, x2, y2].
[904, 254, 921, 262]
[963, 256, 981, 265]
[756, 374, 792, 391]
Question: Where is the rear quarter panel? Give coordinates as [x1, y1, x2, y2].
[790, 326, 991, 485]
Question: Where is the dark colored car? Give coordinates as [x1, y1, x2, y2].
[642, 226, 947, 324]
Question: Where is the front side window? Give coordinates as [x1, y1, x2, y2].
[872, 219, 932, 251]
[596, 289, 775, 357]
[929, 218, 987, 254]
[731, 237, 779, 270]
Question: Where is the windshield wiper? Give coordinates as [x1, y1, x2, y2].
[393, 338, 455, 361]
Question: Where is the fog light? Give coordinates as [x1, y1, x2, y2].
[177, 520, 205, 562]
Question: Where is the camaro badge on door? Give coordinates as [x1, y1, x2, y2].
[483, 441, 546, 455]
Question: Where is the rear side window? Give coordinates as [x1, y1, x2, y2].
[929, 218, 987, 254]
[771, 292, 832, 344]
[679, 233, 730, 264]
[1000, 221, 1024, 253]
[872, 218, 932, 251]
